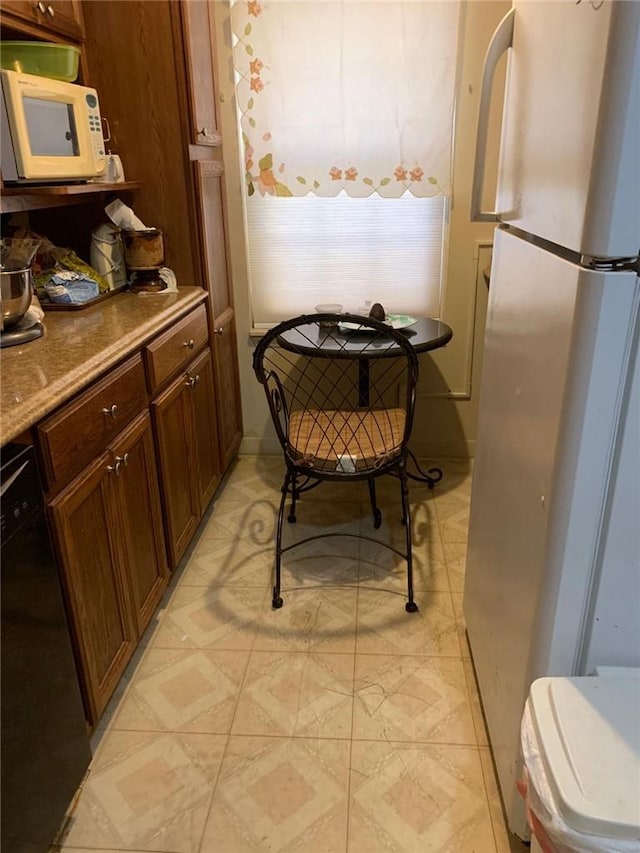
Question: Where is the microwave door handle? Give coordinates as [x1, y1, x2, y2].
[470, 7, 515, 223]
[101, 116, 111, 144]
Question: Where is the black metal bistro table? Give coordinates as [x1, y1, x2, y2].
[277, 314, 453, 487]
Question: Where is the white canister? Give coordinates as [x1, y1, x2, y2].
[90, 223, 127, 290]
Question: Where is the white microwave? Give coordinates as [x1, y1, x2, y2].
[0, 70, 106, 184]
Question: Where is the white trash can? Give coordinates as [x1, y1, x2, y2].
[520, 671, 640, 853]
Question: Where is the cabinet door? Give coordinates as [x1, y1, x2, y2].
[195, 160, 231, 321]
[1, 0, 84, 40]
[181, 0, 222, 146]
[212, 313, 243, 471]
[187, 347, 221, 511]
[111, 413, 168, 637]
[48, 453, 136, 725]
[152, 370, 200, 568]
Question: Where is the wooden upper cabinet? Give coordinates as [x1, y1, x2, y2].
[181, 0, 222, 147]
[195, 160, 231, 322]
[1, 0, 84, 40]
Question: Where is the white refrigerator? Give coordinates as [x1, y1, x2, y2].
[463, 0, 640, 839]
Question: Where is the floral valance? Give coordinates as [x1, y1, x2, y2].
[231, 0, 461, 199]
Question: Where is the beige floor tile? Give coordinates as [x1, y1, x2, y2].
[464, 659, 490, 747]
[200, 735, 350, 852]
[349, 740, 496, 853]
[150, 585, 265, 651]
[451, 592, 472, 660]
[253, 587, 358, 654]
[232, 650, 354, 739]
[358, 535, 449, 593]
[480, 748, 530, 853]
[353, 655, 475, 745]
[111, 648, 249, 734]
[356, 589, 460, 657]
[63, 730, 226, 853]
[444, 541, 467, 593]
[180, 538, 273, 589]
[198, 497, 278, 547]
[281, 540, 360, 590]
[434, 495, 471, 545]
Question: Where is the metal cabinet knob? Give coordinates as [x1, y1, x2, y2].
[214, 327, 224, 336]
[185, 375, 196, 389]
[194, 374, 201, 386]
[37, 1, 46, 12]
[47, 4, 55, 15]
[106, 461, 121, 476]
[115, 453, 129, 467]
[183, 339, 195, 350]
[102, 404, 118, 418]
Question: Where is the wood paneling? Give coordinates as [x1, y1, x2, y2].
[81, 0, 200, 285]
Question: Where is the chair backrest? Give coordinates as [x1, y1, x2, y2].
[253, 313, 419, 477]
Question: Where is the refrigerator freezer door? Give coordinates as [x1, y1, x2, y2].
[463, 227, 639, 835]
[496, 0, 640, 258]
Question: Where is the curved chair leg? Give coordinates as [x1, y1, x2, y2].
[273, 471, 291, 608]
[367, 478, 382, 529]
[400, 467, 418, 613]
[288, 472, 298, 524]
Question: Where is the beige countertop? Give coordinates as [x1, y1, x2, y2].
[1, 286, 207, 446]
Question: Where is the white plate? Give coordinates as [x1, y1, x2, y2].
[338, 314, 418, 332]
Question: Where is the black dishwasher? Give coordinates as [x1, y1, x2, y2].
[1, 444, 92, 853]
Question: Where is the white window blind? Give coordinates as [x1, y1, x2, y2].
[247, 193, 447, 327]
[231, 0, 460, 327]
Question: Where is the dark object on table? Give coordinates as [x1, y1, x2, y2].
[369, 302, 386, 321]
[254, 312, 423, 613]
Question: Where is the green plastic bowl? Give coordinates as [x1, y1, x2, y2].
[0, 41, 80, 83]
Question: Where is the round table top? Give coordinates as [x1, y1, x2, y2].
[276, 316, 453, 359]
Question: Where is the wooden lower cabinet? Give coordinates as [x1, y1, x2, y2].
[111, 414, 168, 636]
[152, 347, 220, 568]
[48, 411, 167, 724]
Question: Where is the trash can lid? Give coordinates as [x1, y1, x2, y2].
[529, 675, 640, 841]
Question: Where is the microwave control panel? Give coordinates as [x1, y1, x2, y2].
[85, 91, 106, 172]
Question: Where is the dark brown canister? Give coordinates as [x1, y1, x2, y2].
[122, 228, 164, 270]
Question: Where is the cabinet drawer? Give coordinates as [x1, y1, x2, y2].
[37, 355, 147, 490]
[144, 305, 208, 393]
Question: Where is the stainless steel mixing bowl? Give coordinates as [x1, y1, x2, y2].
[0, 268, 33, 330]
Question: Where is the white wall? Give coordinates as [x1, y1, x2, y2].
[214, 0, 511, 458]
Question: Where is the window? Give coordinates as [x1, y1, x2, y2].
[231, 0, 461, 327]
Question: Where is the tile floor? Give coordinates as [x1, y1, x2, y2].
[60, 456, 528, 853]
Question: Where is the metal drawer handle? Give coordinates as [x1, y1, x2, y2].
[214, 327, 224, 336]
[107, 461, 121, 476]
[47, 4, 54, 15]
[102, 404, 118, 418]
[37, 0, 46, 11]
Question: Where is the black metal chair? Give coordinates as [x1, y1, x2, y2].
[252, 312, 420, 613]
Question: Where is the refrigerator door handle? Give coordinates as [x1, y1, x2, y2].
[470, 8, 515, 223]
